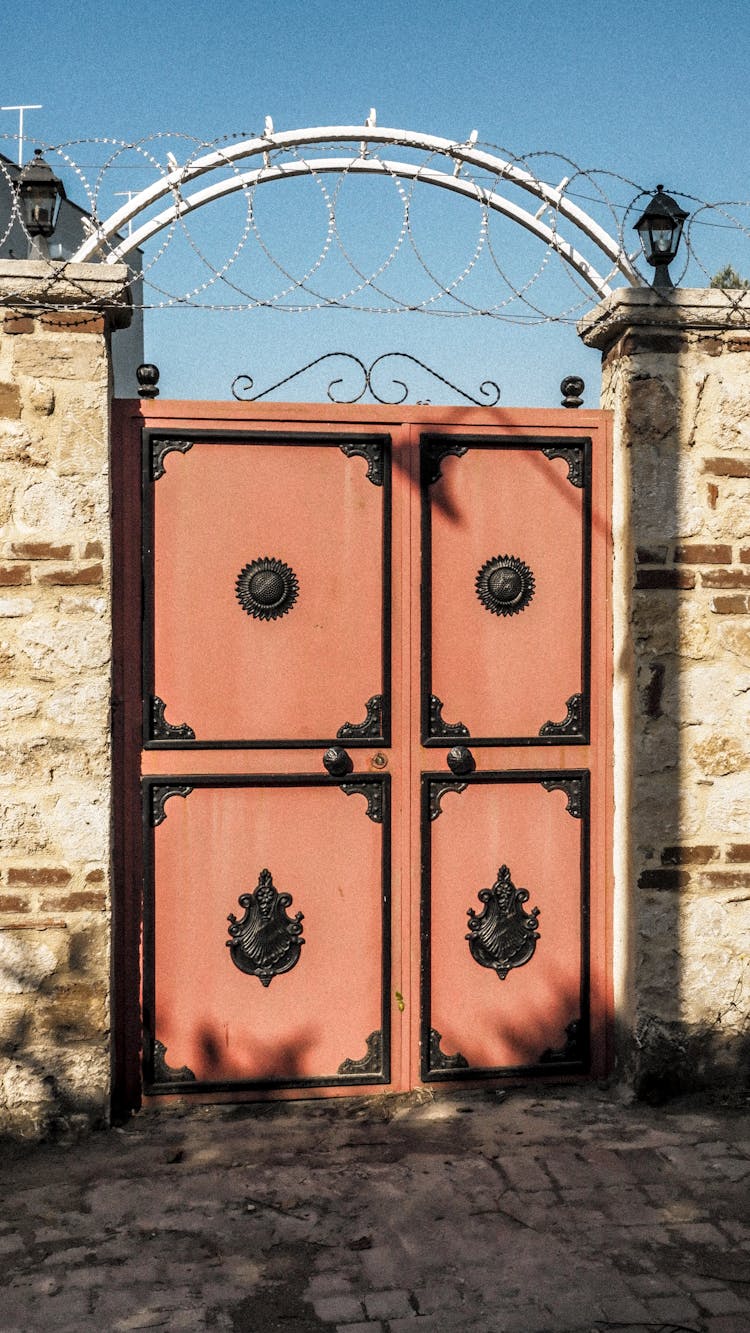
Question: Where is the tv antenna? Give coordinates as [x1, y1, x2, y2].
[1, 104, 42, 166]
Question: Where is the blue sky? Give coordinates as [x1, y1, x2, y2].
[3, 0, 749, 404]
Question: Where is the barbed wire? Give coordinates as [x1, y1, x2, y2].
[1, 129, 750, 325]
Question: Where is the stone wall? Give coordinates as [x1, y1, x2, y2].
[0, 262, 129, 1136]
[581, 288, 750, 1098]
[1, 271, 748, 1136]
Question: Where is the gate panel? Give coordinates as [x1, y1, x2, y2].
[113, 399, 611, 1111]
[422, 435, 590, 745]
[143, 776, 390, 1093]
[421, 771, 589, 1080]
[144, 432, 390, 746]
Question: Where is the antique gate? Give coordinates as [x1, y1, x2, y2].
[112, 398, 611, 1112]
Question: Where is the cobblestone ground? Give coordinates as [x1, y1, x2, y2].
[0, 1085, 748, 1333]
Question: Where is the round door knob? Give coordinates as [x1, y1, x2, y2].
[322, 746, 353, 777]
[447, 745, 475, 776]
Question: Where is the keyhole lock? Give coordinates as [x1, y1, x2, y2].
[371, 752, 388, 769]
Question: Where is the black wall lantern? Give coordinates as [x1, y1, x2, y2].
[634, 185, 688, 289]
[16, 149, 66, 257]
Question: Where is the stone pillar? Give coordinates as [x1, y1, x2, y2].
[580, 288, 750, 1098]
[0, 261, 130, 1137]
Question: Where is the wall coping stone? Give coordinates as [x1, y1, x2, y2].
[0, 260, 132, 328]
[578, 286, 750, 352]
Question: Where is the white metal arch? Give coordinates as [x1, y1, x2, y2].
[70, 124, 644, 297]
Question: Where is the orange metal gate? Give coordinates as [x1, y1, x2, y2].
[112, 401, 612, 1113]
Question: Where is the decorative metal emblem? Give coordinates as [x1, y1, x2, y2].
[428, 779, 468, 821]
[235, 557, 299, 621]
[150, 784, 193, 827]
[541, 442, 584, 487]
[337, 1030, 384, 1076]
[541, 777, 583, 819]
[539, 693, 583, 738]
[429, 694, 469, 738]
[476, 554, 535, 617]
[422, 439, 469, 486]
[150, 695, 195, 742]
[150, 436, 194, 482]
[231, 352, 500, 408]
[466, 865, 540, 980]
[340, 781, 384, 824]
[152, 1039, 196, 1084]
[339, 438, 385, 487]
[540, 1019, 584, 1065]
[428, 1029, 469, 1072]
[337, 694, 383, 740]
[226, 869, 305, 986]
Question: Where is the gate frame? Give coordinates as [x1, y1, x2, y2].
[111, 395, 613, 1118]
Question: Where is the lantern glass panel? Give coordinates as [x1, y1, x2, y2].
[651, 222, 675, 255]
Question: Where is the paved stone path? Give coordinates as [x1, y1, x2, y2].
[0, 1085, 748, 1332]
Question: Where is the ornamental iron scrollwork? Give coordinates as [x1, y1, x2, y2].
[429, 694, 469, 739]
[235, 557, 299, 621]
[540, 1018, 584, 1064]
[340, 781, 384, 824]
[466, 865, 540, 980]
[339, 438, 385, 487]
[429, 779, 468, 821]
[541, 443, 585, 487]
[231, 353, 500, 408]
[337, 1030, 384, 1076]
[150, 436, 194, 482]
[150, 695, 196, 742]
[539, 693, 584, 738]
[541, 777, 583, 819]
[226, 869, 305, 987]
[150, 784, 193, 827]
[337, 694, 383, 740]
[152, 1039, 196, 1084]
[475, 554, 535, 617]
[428, 1028, 469, 1072]
[422, 439, 469, 486]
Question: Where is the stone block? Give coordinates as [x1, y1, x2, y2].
[0, 383, 21, 417]
[0, 597, 34, 617]
[37, 564, 104, 586]
[0, 930, 59, 994]
[363, 1290, 415, 1320]
[11, 334, 108, 383]
[674, 543, 733, 563]
[712, 594, 750, 613]
[0, 423, 33, 462]
[7, 868, 71, 886]
[312, 1294, 365, 1322]
[26, 381, 55, 415]
[0, 565, 31, 585]
[10, 541, 73, 560]
[692, 735, 748, 778]
[704, 568, 750, 588]
[0, 799, 48, 855]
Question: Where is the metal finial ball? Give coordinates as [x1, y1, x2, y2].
[560, 376, 584, 408]
[137, 364, 160, 398]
